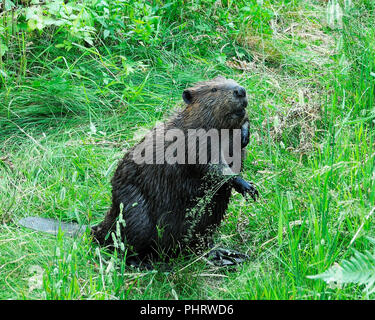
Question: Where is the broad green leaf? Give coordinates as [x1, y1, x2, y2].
[0, 43, 8, 57]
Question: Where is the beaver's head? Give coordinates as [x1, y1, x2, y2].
[182, 76, 248, 129]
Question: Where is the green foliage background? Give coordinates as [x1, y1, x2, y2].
[0, 0, 374, 299]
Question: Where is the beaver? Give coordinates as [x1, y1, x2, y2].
[18, 76, 258, 267]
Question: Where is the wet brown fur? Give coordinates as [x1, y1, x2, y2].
[91, 76, 251, 261]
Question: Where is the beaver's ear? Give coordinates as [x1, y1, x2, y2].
[182, 89, 193, 104]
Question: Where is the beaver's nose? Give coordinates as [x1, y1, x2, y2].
[233, 86, 246, 98]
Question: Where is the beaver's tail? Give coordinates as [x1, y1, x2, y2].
[17, 217, 88, 237]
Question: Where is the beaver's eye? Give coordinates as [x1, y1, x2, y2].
[211, 88, 217, 92]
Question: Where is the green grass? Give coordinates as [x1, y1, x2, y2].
[0, 0, 374, 300]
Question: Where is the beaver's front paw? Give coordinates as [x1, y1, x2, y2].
[232, 177, 259, 201]
[241, 121, 250, 148]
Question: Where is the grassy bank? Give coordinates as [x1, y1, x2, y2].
[0, 0, 374, 299]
